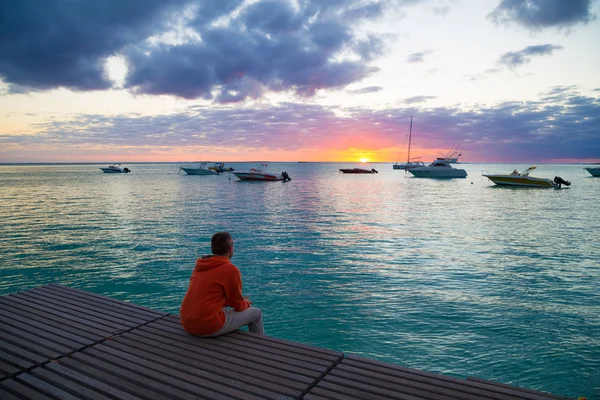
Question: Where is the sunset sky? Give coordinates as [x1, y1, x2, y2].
[1, 0, 599, 163]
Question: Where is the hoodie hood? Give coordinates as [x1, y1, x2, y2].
[194, 255, 231, 272]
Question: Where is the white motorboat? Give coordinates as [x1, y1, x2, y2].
[233, 164, 291, 181]
[393, 117, 425, 170]
[100, 164, 130, 173]
[408, 159, 467, 178]
[483, 166, 570, 188]
[584, 166, 600, 177]
[180, 162, 217, 175]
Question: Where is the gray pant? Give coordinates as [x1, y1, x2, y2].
[202, 307, 264, 337]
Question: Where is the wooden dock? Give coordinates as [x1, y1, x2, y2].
[0, 284, 571, 399]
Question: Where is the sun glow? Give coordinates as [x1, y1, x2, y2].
[359, 157, 369, 163]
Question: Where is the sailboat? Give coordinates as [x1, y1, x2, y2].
[393, 117, 425, 170]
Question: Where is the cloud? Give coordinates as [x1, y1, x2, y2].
[0, 0, 186, 92]
[348, 86, 383, 95]
[126, 1, 386, 102]
[3, 87, 598, 162]
[403, 95, 436, 104]
[489, 0, 595, 30]
[498, 44, 563, 68]
[407, 51, 431, 63]
[0, 0, 390, 102]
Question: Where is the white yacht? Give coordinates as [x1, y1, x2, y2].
[408, 159, 467, 178]
[100, 164, 131, 173]
[180, 162, 217, 175]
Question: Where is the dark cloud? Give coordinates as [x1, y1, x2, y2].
[127, 0, 385, 101]
[0, 0, 388, 101]
[0, 0, 186, 92]
[489, 0, 595, 30]
[407, 51, 430, 63]
[498, 44, 563, 68]
[348, 86, 383, 95]
[403, 96, 436, 104]
[4, 87, 598, 162]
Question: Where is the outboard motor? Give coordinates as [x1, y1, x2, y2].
[123, 168, 131, 173]
[282, 171, 292, 182]
[371, 169, 378, 174]
[553, 176, 570, 188]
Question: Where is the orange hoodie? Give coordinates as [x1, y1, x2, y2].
[180, 255, 250, 335]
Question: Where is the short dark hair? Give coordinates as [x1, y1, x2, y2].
[211, 232, 232, 255]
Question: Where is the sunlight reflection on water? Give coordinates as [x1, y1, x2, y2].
[0, 162, 599, 398]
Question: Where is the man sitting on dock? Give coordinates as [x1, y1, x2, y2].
[180, 231, 264, 336]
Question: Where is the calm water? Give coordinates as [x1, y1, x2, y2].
[1, 162, 599, 398]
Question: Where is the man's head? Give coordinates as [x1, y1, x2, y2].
[211, 231, 234, 258]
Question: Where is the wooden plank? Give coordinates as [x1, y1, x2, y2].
[339, 360, 516, 400]
[0, 386, 24, 400]
[158, 315, 343, 361]
[132, 326, 324, 377]
[6, 293, 124, 334]
[1, 378, 55, 399]
[0, 331, 63, 360]
[31, 365, 118, 400]
[26, 288, 150, 326]
[100, 340, 301, 398]
[466, 377, 572, 400]
[0, 342, 45, 367]
[0, 307, 94, 347]
[314, 378, 422, 400]
[148, 318, 337, 368]
[0, 321, 74, 355]
[57, 356, 175, 400]
[137, 323, 329, 373]
[327, 365, 469, 400]
[44, 362, 144, 400]
[303, 385, 365, 400]
[48, 284, 166, 317]
[0, 298, 112, 339]
[0, 359, 20, 378]
[66, 351, 240, 400]
[16, 373, 83, 400]
[15, 290, 147, 329]
[108, 333, 312, 390]
[89, 344, 291, 400]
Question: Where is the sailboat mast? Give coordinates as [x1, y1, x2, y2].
[407, 116, 413, 163]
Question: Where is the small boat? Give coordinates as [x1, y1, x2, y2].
[340, 168, 378, 174]
[208, 163, 235, 173]
[584, 166, 600, 177]
[100, 164, 131, 173]
[180, 162, 217, 175]
[483, 166, 571, 188]
[408, 159, 467, 178]
[393, 117, 425, 170]
[233, 164, 291, 181]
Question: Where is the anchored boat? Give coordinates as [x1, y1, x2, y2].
[483, 166, 570, 188]
[408, 159, 467, 178]
[100, 164, 131, 173]
[233, 164, 291, 181]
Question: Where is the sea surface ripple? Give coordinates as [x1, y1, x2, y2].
[1, 162, 599, 398]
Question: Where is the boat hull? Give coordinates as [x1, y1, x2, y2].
[233, 172, 283, 181]
[483, 175, 556, 187]
[100, 168, 129, 173]
[180, 168, 216, 175]
[409, 168, 467, 178]
[340, 168, 378, 174]
[584, 167, 600, 177]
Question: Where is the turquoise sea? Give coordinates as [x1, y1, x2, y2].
[1, 162, 599, 398]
